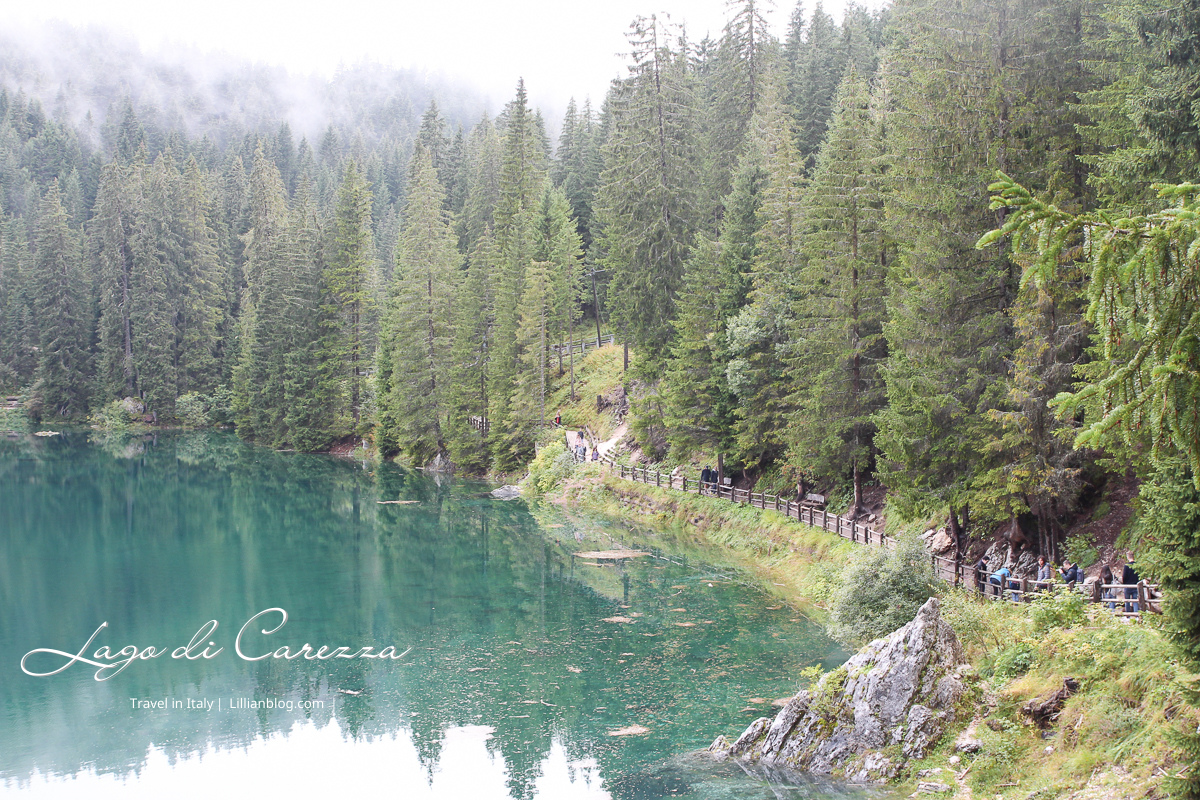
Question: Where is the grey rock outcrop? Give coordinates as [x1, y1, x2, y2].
[426, 450, 455, 474]
[491, 485, 523, 500]
[710, 597, 971, 783]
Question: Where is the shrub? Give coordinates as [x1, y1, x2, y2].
[1029, 587, 1087, 633]
[827, 534, 938, 647]
[524, 441, 577, 495]
[176, 392, 210, 428]
[1065, 532, 1099, 570]
[89, 399, 141, 431]
[990, 643, 1036, 679]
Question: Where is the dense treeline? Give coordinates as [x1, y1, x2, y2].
[1, 0, 1197, 556]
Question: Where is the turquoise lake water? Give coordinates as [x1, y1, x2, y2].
[0, 431, 884, 799]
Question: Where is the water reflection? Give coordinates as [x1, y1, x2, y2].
[0, 432, 876, 799]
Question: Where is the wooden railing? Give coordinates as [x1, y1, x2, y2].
[601, 456, 1161, 616]
[551, 333, 615, 359]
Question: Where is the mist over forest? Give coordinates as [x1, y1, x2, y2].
[0, 22, 494, 149]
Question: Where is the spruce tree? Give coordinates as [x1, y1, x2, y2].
[378, 148, 459, 463]
[31, 181, 89, 418]
[325, 160, 377, 431]
[789, 69, 887, 514]
[595, 15, 699, 361]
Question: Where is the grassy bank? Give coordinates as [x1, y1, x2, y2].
[542, 466, 1193, 799]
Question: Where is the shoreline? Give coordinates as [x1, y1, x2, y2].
[541, 466, 1188, 800]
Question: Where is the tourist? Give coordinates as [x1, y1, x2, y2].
[1100, 565, 1117, 610]
[1035, 556, 1053, 591]
[591, 447, 599, 462]
[989, 563, 1011, 599]
[1122, 551, 1140, 613]
[700, 466, 712, 494]
[974, 554, 990, 593]
[1059, 559, 1082, 586]
[554, 410, 562, 426]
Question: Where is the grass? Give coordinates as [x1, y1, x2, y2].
[923, 587, 1193, 798]
[550, 466, 858, 610]
[542, 343, 625, 446]
[550, 466, 1193, 798]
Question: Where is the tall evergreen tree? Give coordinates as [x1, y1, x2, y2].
[377, 148, 459, 463]
[789, 70, 887, 514]
[31, 181, 89, 417]
[325, 160, 377, 430]
[595, 15, 699, 361]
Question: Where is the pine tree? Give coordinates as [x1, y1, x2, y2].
[595, 15, 699, 361]
[31, 181, 89, 417]
[444, 228, 496, 471]
[789, 69, 887, 513]
[488, 81, 547, 468]
[378, 148, 459, 463]
[325, 160, 377, 430]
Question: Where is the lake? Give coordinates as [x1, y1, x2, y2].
[0, 431, 882, 799]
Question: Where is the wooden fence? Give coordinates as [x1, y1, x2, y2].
[551, 333, 615, 359]
[601, 456, 1161, 616]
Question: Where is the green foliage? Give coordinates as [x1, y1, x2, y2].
[990, 643, 1037, 679]
[1029, 588, 1088, 633]
[827, 534, 937, 647]
[523, 440, 576, 496]
[175, 392, 210, 428]
[967, 718, 1023, 792]
[1064, 533, 1099, 571]
[89, 399, 141, 431]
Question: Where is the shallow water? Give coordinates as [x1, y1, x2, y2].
[0, 432, 884, 799]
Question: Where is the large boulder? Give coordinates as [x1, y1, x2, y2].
[491, 485, 522, 500]
[710, 597, 971, 783]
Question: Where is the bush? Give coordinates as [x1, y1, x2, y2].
[89, 398, 142, 431]
[827, 534, 938, 647]
[524, 441, 577, 495]
[1029, 587, 1087, 633]
[990, 642, 1037, 678]
[1065, 532, 1099, 570]
[176, 392, 210, 428]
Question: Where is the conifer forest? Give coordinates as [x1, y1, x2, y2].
[3, 0, 1200, 627]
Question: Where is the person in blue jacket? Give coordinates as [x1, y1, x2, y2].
[989, 564, 1012, 598]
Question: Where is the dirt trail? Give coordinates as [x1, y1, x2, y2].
[597, 423, 626, 457]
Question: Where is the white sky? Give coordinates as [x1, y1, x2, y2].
[6, 0, 887, 114]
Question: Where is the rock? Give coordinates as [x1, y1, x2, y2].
[491, 485, 522, 500]
[954, 720, 983, 753]
[425, 450, 455, 474]
[119, 396, 144, 416]
[708, 735, 731, 760]
[917, 782, 951, 794]
[947, 755, 961, 766]
[1012, 550, 1040, 578]
[713, 598, 970, 782]
[928, 529, 954, 556]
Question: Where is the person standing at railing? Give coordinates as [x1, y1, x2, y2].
[989, 564, 1011, 598]
[1100, 565, 1117, 610]
[1122, 551, 1140, 613]
[1035, 556, 1053, 592]
[554, 410, 562, 426]
[974, 554, 990, 593]
[1059, 559, 1082, 586]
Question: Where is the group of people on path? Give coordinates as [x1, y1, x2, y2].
[698, 466, 720, 495]
[556, 413, 599, 464]
[976, 550, 1142, 612]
